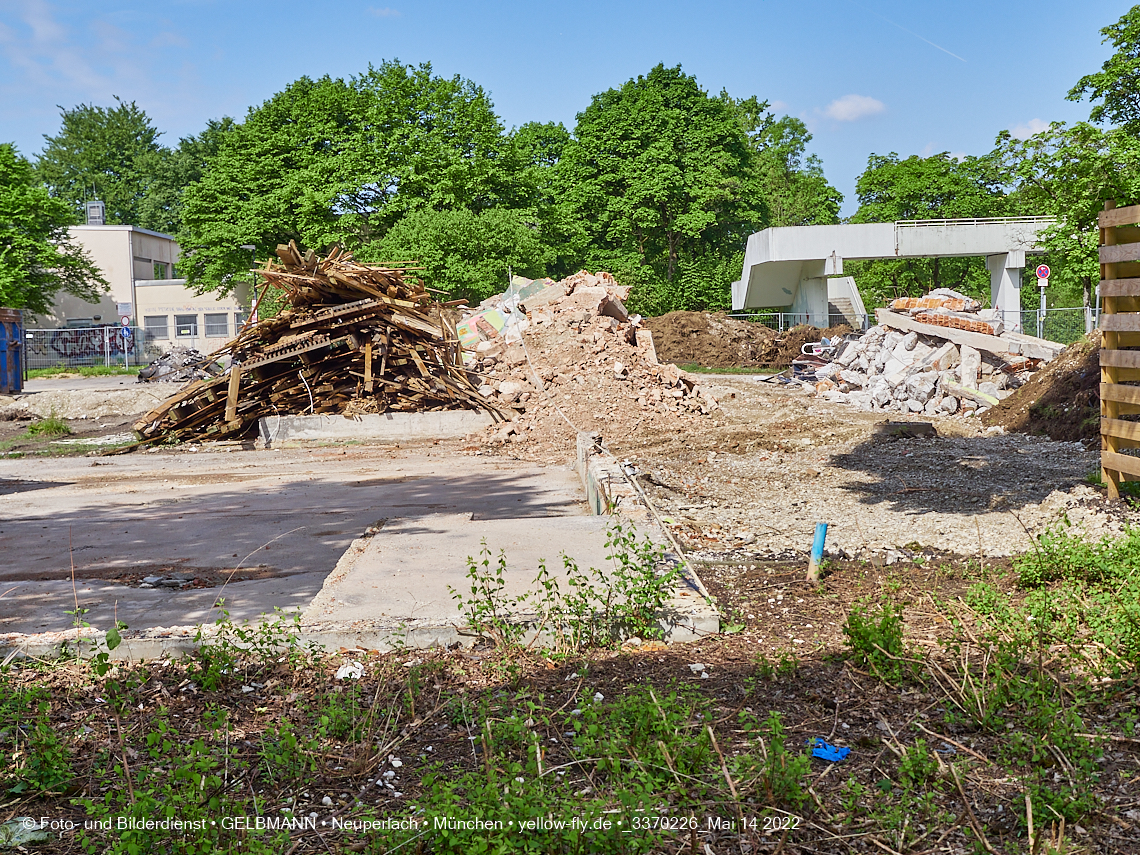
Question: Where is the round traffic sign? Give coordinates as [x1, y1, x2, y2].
[120, 327, 133, 340]
[121, 315, 131, 326]
[1035, 264, 1051, 279]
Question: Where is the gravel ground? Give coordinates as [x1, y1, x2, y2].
[571, 375, 1129, 561]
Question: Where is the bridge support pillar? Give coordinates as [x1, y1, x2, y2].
[791, 277, 829, 328]
[987, 251, 1024, 332]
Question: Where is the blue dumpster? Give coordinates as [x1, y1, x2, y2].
[0, 308, 23, 394]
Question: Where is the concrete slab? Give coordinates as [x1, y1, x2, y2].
[260, 410, 494, 446]
[0, 446, 586, 637]
[302, 512, 620, 625]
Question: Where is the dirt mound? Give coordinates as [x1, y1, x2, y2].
[763, 323, 853, 367]
[641, 312, 777, 367]
[981, 335, 1100, 442]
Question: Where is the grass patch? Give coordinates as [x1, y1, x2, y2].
[26, 413, 72, 438]
[27, 365, 140, 378]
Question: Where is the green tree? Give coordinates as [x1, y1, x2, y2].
[847, 152, 1010, 307]
[1068, 5, 1140, 131]
[368, 207, 551, 302]
[36, 97, 170, 231]
[724, 94, 841, 227]
[995, 123, 1140, 308]
[556, 64, 760, 304]
[134, 118, 236, 237]
[177, 61, 516, 294]
[0, 144, 107, 314]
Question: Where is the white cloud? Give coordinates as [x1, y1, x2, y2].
[368, 7, 400, 16]
[822, 94, 886, 122]
[1009, 118, 1050, 139]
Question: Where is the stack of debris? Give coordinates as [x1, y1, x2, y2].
[462, 272, 718, 451]
[804, 289, 1066, 416]
[137, 347, 221, 384]
[133, 243, 501, 444]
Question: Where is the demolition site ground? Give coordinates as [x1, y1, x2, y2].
[1, 360, 1138, 854]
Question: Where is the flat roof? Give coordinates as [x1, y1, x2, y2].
[70, 224, 177, 241]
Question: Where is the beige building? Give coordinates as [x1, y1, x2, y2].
[35, 224, 251, 356]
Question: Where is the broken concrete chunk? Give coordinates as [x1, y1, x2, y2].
[940, 396, 959, 414]
[900, 331, 918, 351]
[946, 380, 998, 407]
[960, 345, 981, 389]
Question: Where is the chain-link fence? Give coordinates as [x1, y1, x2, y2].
[1020, 307, 1097, 344]
[725, 308, 1097, 345]
[24, 326, 149, 371]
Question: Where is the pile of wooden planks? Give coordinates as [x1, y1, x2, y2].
[133, 242, 503, 445]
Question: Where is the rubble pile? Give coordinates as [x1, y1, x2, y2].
[133, 242, 501, 444]
[137, 346, 221, 384]
[804, 289, 1066, 416]
[461, 272, 718, 449]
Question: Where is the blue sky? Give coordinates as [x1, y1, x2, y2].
[0, 0, 1133, 215]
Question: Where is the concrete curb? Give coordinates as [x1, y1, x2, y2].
[259, 410, 494, 446]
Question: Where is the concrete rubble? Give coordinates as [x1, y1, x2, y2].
[459, 271, 717, 447]
[799, 288, 1067, 418]
[137, 346, 221, 384]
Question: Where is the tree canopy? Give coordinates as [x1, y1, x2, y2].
[36, 98, 167, 231]
[1069, 5, 1140, 132]
[176, 62, 516, 295]
[0, 144, 107, 314]
[556, 64, 759, 298]
[28, 60, 846, 313]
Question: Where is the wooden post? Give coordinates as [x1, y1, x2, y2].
[364, 341, 373, 393]
[225, 362, 242, 425]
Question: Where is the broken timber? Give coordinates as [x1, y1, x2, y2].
[132, 242, 504, 445]
[875, 308, 1065, 362]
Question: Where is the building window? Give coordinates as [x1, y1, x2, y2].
[153, 261, 168, 280]
[175, 315, 198, 338]
[144, 316, 169, 339]
[204, 313, 228, 337]
[234, 311, 248, 331]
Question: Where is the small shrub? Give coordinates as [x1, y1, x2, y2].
[842, 600, 913, 683]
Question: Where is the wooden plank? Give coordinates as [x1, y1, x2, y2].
[1101, 350, 1140, 369]
[364, 341, 373, 392]
[1099, 314, 1140, 332]
[1102, 450, 1140, 480]
[1101, 417, 1140, 442]
[1100, 242, 1140, 264]
[224, 365, 242, 424]
[1096, 276, 1140, 297]
[1099, 204, 1140, 228]
[1100, 382, 1140, 406]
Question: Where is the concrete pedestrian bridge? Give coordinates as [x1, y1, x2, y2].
[733, 217, 1054, 328]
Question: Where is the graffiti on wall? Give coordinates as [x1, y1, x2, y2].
[48, 327, 130, 358]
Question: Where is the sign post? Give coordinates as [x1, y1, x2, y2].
[1035, 264, 1050, 338]
[120, 317, 133, 369]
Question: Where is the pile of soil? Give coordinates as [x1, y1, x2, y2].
[981, 335, 1100, 442]
[641, 312, 777, 367]
[761, 323, 852, 367]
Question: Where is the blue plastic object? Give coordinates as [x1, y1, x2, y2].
[810, 738, 850, 762]
[810, 523, 828, 564]
[0, 309, 23, 395]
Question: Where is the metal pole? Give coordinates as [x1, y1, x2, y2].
[1038, 286, 1046, 339]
